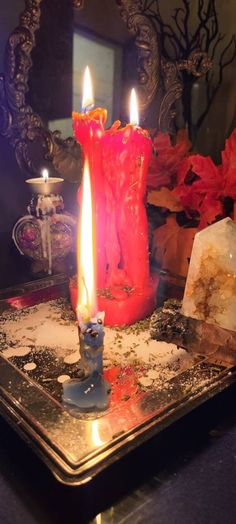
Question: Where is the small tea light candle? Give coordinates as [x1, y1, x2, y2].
[26, 169, 64, 195]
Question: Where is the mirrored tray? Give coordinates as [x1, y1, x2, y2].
[0, 275, 235, 485]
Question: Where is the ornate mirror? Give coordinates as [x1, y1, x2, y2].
[0, 0, 194, 182]
[1, 1, 236, 179]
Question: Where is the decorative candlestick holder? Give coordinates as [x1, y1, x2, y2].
[62, 311, 111, 412]
[12, 176, 77, 276]
[63, 156, 111, 413]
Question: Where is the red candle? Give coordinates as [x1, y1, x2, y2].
[103, 120, 151, 289]
[72, 67, 107, 288]
[70, 88, 158, 325]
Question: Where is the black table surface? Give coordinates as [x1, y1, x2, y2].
[1, 383, 236, 524]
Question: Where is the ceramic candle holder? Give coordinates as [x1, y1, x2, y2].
[12, 177, 76, 276]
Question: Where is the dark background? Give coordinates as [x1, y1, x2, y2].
[0, 383, 236, 523]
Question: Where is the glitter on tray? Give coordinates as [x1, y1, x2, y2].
[0, 299, 194, 405]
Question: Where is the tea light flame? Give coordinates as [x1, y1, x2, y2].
[82, 66, 94, 112]
[130, 88, 139, 126]
[77, 159, 97, 320]
[42, 169, 49, 183]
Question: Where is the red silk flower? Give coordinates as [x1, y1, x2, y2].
[174, 155, 225, 229]
[147, 129, 191, 190]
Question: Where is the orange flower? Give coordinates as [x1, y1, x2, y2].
[147, 129, 191, 190]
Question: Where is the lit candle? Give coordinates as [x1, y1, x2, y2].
[63, 159, 110, 412]
[26, 169, 64, 196]
[72, 66, 107, 289]
[70, 87, 158, 325]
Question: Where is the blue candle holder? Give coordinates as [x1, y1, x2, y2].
[62, 312, 111, 412]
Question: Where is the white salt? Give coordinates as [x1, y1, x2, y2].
[3, 347, 31, 358]
[64, 351, 80, 364]
[0, 300, 193, 387]
[23, 362, 37, 371]
[57, 374, 70, 383]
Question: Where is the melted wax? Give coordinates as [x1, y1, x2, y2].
[62, 313, 111, 412]
[62, 371, 111, 412]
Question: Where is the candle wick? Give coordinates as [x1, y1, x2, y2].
[83, 103, 94, 114]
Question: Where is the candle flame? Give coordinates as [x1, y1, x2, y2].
[82, 66, 94, 112]
[129, 88, 139, 126]
[42, 168, 49, 182]
[77, 159, 97, 320]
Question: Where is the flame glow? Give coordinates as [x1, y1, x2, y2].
[129, 88, 139, 126]
[91, 421, 105, 447]
[77, 159, 97, 320]
[82, 66, 94, 111]
[42, 168, 49, 182]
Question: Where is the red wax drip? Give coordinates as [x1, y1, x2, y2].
[73, 109, 107, 288]
[103, 122, 152, 290]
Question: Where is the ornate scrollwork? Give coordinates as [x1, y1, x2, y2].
[159, 60, 183, 133]
[116, 1, 212, 133]
[72, 0, 84, 8]
[116, 0, 186, 131]
[0, 0, 184, 175]
[0, 0, 82, 181]
[177, 50, 212, 77]
[0, 0, 212, 174]
[116, 0, 160, 117]
[159, 50, 212, 133]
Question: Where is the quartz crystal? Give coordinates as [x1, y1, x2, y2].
[182, 218, 236, 331]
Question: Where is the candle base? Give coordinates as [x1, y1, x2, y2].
[62, 371, 111, 412]
[12, 192, 76, 277]
[70, 276, 158, 326]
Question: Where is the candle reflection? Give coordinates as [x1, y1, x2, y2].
[91, 420, 105, 447]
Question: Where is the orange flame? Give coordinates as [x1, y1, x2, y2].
[129, 88, 139, 126]
[77, 159, 97, 321]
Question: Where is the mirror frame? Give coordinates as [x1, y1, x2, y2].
[0, 0, 189, 180]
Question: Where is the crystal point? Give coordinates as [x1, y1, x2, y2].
[182, 218, 236, 331]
